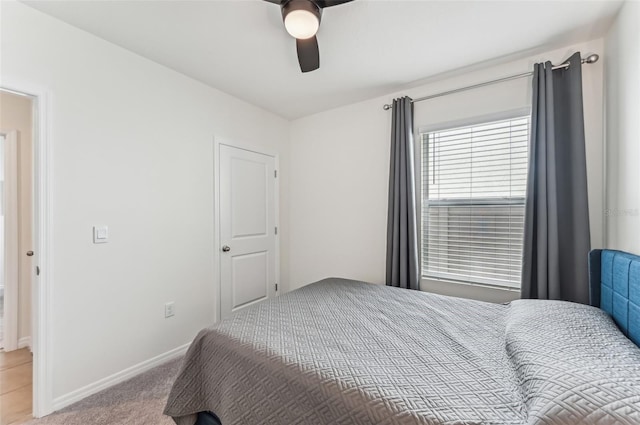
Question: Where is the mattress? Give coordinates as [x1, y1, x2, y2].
[164, 278, 640, 425]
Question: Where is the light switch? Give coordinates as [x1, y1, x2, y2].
[93, 225, 109, 244]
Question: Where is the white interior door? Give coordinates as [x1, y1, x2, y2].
[219, 144, 277, 319]
[1, 131, 19, 351]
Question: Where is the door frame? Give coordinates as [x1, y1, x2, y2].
[213, 137, 280, 323]
[1, 81, 54, 417]
[0, 130, 20, 352]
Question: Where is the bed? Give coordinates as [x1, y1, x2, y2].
[165, 249, 640, 424]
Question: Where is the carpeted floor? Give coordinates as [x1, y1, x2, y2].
[24, 357, 183, 425]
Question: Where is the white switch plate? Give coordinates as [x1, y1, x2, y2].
[93, 225, 109, 244]
[165, 302, 175, 318]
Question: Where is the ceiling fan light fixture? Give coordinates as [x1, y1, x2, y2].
[266, 0, 353, 72]
[284, 9, 319, 39]
[282, 0, 321, 39]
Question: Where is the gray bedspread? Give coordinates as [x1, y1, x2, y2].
[164, 278, 640, 425]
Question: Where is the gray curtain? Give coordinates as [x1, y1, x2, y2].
[521, 52, 591, 304]
[386, 97, 420, 290]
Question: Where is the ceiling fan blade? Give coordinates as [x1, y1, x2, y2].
[263, 0, 283, 4]
[296, 36, 320, 73]
[315, 0, 353, 7]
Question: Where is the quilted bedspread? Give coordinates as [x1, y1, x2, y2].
[164, 278, 640, 425]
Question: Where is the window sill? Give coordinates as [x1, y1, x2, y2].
[420, 276, 521, 304]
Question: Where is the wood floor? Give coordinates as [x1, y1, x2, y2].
[0, 348, 32, 425]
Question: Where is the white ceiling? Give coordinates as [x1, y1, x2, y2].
[23, 0, 622, 119]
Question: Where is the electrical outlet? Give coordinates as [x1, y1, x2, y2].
[93, 225, 109, 244]
[165, 302, 175, 318]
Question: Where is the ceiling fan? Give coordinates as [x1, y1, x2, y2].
[264, 0, 354, 73]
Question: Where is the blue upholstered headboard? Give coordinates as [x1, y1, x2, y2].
[589, 249, 640, 346]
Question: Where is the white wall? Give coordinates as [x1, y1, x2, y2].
[0, 91, 33, 344]
[289, 39, 605, 302]
[604, 0, 640, 255]
[1, 1, 290, 402]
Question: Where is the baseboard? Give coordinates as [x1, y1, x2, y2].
[18, 336, 32, 351]
[52, 343, 190, 412]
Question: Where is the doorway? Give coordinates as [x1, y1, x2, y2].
[0, 89, 35, 424]
[217, 143, 279, 319]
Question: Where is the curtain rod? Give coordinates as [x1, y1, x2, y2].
[382, 53, 600, 110]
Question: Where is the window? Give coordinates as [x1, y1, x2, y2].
[421, 116, 530, 289]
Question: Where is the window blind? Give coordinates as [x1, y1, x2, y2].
[421, 116, 530, 289]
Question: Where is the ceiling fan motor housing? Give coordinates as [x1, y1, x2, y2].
[281, 0, 323, 28]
